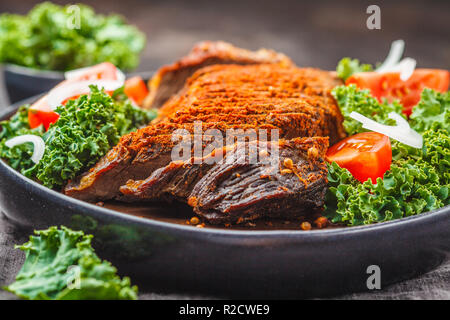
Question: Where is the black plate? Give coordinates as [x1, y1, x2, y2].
[0, 95, 449, 298]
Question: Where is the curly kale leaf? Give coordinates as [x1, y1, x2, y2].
[0, 14, 34, 68]
[0, 86, 155, 188]
[0, 105, 44, 175]
[0, 2, 145, 70]
[325, 129, 450, 225]
[4, 226, 138, 300]
[409, 88, 450, 133]
[336, 57, 373, 81]
[34, 88, 118, 188]
[112, 87, 158, 136]
[420, 130, 450, 186]
[327, 86, 450, 225]
[332, 84, 403, 135]
[32, 86, 155, 188]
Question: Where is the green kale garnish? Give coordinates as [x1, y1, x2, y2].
[0, 105, 44, 175]
[33, 87, 119, 188]
[0, 2, 145, 71]
[409, 88, 450, 133]
[336, 57, 373, 81]
[325, 88, 450, 226]
[33, 86, 155, 188]
[325, 133, 448, 225]
[112, 87, 158, 136]
[4, 226, 138, 300]
[0, 86, 156, 188]
[331, 84, 403, 135]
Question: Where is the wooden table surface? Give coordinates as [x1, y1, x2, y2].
[0, 0, 449, 300]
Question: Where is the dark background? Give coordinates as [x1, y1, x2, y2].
[1, 0, 448, 71]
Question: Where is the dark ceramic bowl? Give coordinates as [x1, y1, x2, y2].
[0, 96, 449, 298]
[2, 64, 65, 104]
[2, 64, 154, 104]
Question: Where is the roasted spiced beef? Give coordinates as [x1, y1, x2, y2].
[65, 63, 345, 224]
[142, 41, 293, 109]
[119, 137, 328, 224]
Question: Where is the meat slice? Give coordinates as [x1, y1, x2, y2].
[157, 64, 345, 143]
[65, 122, 292, 202]
[65, 64, 346, 218]
[119, 137, 328, 224]
[142, 41, 293, 109]
[64, 136, 174, 201]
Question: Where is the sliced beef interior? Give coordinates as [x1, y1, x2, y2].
[119, 137, 328, 224]
[65, 125, 281, 202]
[142, 41, 293, 109]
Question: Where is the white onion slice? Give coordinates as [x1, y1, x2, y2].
[375, 40, 416, 81]
[349, 111, 423, 148]
[48, 80, 124, 110]
[376, 40, 405, 72]
[5, 135, 45, 164]
[378, 57, 417, 81]
[114, 68, 126, 83]
[392, 58, 416, 81]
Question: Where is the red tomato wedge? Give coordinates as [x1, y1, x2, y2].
[61, 95, 81, 106]
[326, 132, 392, 183]
[28, 96, 60, 130]
[28, 63, 122, 131]
[124, 76, 149, 105]
[65, 62, 119, 82]
[346, 69, 449, 116]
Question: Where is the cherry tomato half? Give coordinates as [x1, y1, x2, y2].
[326, 132, 392, 183]
[28, 63, 120, 131]
[28, 96, 59, 130]
[67, 62, 118, 82]
[346, 69, 449, 116]
[124, 76, 149, 105]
